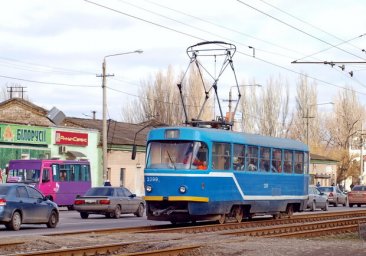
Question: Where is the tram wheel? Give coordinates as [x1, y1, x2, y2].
[286, 205, 294, 218]
[218, 214, 226, 224]
[233, 206, 243, 223]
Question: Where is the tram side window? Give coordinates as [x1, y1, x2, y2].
[259, 147, 270, 172]
[272, 148, 282, 173]
[283, 150, 293, 173]
[245, 145, 258, 171]
[294, 151, 304, 174]
[212, 142, 231, 170]
[233, 144, 245, 171]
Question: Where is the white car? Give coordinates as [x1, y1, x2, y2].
[318, 186, 347, 207]
[307, 185, 328, 211]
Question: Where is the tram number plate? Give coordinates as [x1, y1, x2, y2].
[146, 177, 159, 182]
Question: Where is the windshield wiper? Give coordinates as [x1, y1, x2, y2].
[166, 150, 176, 169]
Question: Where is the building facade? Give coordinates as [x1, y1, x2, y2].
[309, 153, 338, 187]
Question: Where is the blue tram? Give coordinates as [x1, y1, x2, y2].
[143, 126, 309, 223]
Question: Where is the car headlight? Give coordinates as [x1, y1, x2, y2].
[179, 185, 187, 194]
[146, 185, 152, 193]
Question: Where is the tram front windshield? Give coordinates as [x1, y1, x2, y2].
[146, 141, 208, 170]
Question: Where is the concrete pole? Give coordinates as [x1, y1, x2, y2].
[102, 59, 108, 182]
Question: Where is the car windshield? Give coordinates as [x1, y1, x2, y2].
[7, 169, 41, 184]
[84, 187, 114, 196]
[146, 141, 208, 170]
[318, 187, 332, 192]
[0, 186, 10, 195]
[352, 186, 366, 191]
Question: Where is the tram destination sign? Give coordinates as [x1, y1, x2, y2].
[0, 124, 51, 145]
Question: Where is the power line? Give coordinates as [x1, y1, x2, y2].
[0, 74, 99, 87]
[85, 0, 366, 97]
[236, 0, 366, 61]
[258, 0, 365, 52]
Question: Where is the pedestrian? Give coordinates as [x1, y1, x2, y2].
[316, 181, 320, 187]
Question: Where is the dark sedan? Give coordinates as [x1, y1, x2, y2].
[0, 184, 59, 231]
[73, 186, 145, 219]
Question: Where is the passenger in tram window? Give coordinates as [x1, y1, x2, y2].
[247, 159, 257, 171]
[236, 158, 245, 171]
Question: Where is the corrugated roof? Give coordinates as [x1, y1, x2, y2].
[66, 117, 166, 147]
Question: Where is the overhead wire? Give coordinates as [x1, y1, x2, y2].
[84, 0, 366, 96]
[236, 0, 366, 61]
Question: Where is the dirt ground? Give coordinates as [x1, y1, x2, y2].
[0, 232, 365, 256]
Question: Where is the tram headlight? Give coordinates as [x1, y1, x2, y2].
[179, 185, 187, 194]
[146, 185, 152, 193]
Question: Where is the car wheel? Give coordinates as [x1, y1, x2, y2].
[323, 201, 329, 211]
[80, 212, 89, 219]
[358, 204, 362, 207]
[6, 211, 22, 231]
[135, 204, 144, 217]
[46, 211, 59, 228]
[333, 200, 338, 207]
[349, 203, 354, 207]
[310, 201, 316, 211]
[113, 205, 121, 219]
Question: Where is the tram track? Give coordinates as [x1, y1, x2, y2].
[1, 210, 365, 256]
[7, 241, 201, 256]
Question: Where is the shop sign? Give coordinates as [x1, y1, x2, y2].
[55, 131, 88, 146]
[0, 124, 50, 145]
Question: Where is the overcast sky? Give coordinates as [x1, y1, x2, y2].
[1, 0, 365, 122]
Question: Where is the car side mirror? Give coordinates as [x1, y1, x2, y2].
[129, 193, 136, 198]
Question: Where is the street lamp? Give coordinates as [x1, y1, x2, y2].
[303, 102, 333, 146]
[225, 84, 261, 123]
[100, 49, 143, 182]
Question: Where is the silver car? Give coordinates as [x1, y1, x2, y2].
[318, 186, 347, 207]
[307, 185, 328, 211]
[73, 186, 145, 219]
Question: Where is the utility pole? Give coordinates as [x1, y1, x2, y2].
[359, 124, 366, 184]
[97, 50, 143, 183]
[303, 107, 315, 146]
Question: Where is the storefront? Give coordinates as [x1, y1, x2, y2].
[49, 128, 101, 187]
[0, 123, 51, 170]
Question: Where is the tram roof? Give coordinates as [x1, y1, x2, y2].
[148, 126, 308, 151]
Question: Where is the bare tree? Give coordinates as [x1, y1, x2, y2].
[325, 86, 365, 183]
[326, 86, 364, 149]
[239, 81, 260, 133]
[121, 65, 211, 125]
[289, 75, 318, 145]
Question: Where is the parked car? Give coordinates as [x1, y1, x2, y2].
[0, 184, 59, 231]
[73, 186, 145, 219]
[318, 186, 347, 207]
[307, 185, 328, 211]
[348, 185, 366, 207]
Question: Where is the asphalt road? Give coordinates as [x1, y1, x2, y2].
[0, 206, 363, 238]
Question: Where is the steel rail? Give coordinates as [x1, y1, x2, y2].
[8, 241, 138, 256]
[221, 216, 366, 238]
[117, 245, 201, 256]
[135, 210, 366, 235]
